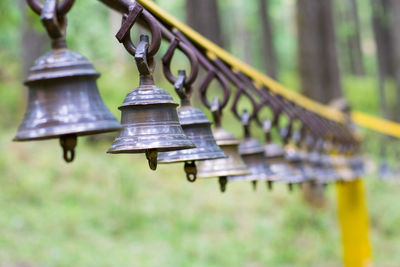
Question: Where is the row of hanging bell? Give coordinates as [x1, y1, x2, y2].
[263, 120, 303, 191]
[282, 126, 309, 187]
[157, 70, 227, 181]
[107, 35, 195, 170]
[196, 98, 250, 192]
[227, 110, 276, 191]
[14, 1, 121, 162]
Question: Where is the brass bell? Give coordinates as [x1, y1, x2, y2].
[320, 153, 339, 182]
[158, 71, 226, 182]
[108, 36, 195, 170]
[196, 99, 249, 193]
[263, 121, 301, 188]
[349, 154, 365, 178]
[228, 111, 276, 191]
[14, 46, 121, 162]
[285, 144, 310, 182]
[297, 148, 315, 180]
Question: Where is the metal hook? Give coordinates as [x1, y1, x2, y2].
[117, 3, 161, 58]
[135, 35, 151, 76]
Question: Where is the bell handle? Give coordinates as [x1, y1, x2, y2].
[211, 97, 222, 127]
[26, 0, 75, 17]
[241, 109, 252, 138]
[262, 119, 272, 143]
[162, 36, 199, 88]
[116, 3, 161, 58]
[199, 68, 230, 112]
[172, 30, 231, 112]
[134, 35, 152, 76]
[174, 70, 191, 105]
[230, 86, 258, 124]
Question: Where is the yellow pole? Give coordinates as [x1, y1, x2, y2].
[336, 179, 372, 267]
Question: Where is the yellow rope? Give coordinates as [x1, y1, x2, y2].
[351, 111, 400, 139]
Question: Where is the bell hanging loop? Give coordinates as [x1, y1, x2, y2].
[59, 134, 77, 163]
[135, 35, 152, 76]
[184, 161, 197, 182]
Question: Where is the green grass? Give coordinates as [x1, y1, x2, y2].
[2, 67, 400, 266]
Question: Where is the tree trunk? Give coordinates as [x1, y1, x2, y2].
[297, 0, 342, 207]
[340, 0, 365, 76]
[371, 0, 394, 119]
[185, 0, 224, 47]
[297, 0, 342, 104]
[390, 0, 400, 122]
[371, 0, 395, 79]
[259, 0, 278, 79]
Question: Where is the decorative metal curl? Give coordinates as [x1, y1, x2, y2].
[173, 30, 231, 113]
[162, 37, 199, 89]
[116, 2, 161, 59]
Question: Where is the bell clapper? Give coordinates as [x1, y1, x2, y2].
[288, 183, 293, 192]
[219, 176, 227, 193]
[184, 161, 197, 182]
[59, 134, 77, 163]
[146, 149, 158, 171]
[266, 180, 273, 191]
[251, 180, 257, 191]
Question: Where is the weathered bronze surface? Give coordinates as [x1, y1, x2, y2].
[157, 68, 226, 181]
[228, 112, 275, 183]
[14, 48, 121, 161]
[285, 144, 309, 182]
[157, 106, 227, 169]
[197, 126, 249, 178]
[265, 143, 301, 183]
[229, 138, 275, 182]
[107, 75, 195, 167]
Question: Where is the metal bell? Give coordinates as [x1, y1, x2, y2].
[196, 101, 249, 193]
[349, 155, 365, 178]
[320, 153, 339, 182]
[285, 144, 310, 182]
[14, 48, 121, 162]
[157, 78, 227, 182]
[309, 151, 331, 183]
[265, 143, 302, 184]
[297, 148, 316, 180]
[107, 36, 195, 170]
[228, 111, 276, 190]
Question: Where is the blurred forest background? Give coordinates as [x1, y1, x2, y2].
[1, 0, 400, 266]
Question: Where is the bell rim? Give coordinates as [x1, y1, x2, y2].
[197, 168, 250, 178]
[13, 124, 122, 141]
[157, 150, 228, 164]
[228, 173, 276, 182]
[107, 143, 195, 154]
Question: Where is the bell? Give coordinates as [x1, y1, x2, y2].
[308, 151, 328, 183]
[196, 100, 249, 193]
[158, 72, 226, 182]
[349, 155, 365, 178]
[228, 111, 276, 190]
[285, 144, 310, 182]
[320, 153, 339, 182]
[297, 148, 316, 180]
[265, 143, 302, 188]
[107, 36, 195, 170]
[14, 47, 121, 162]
